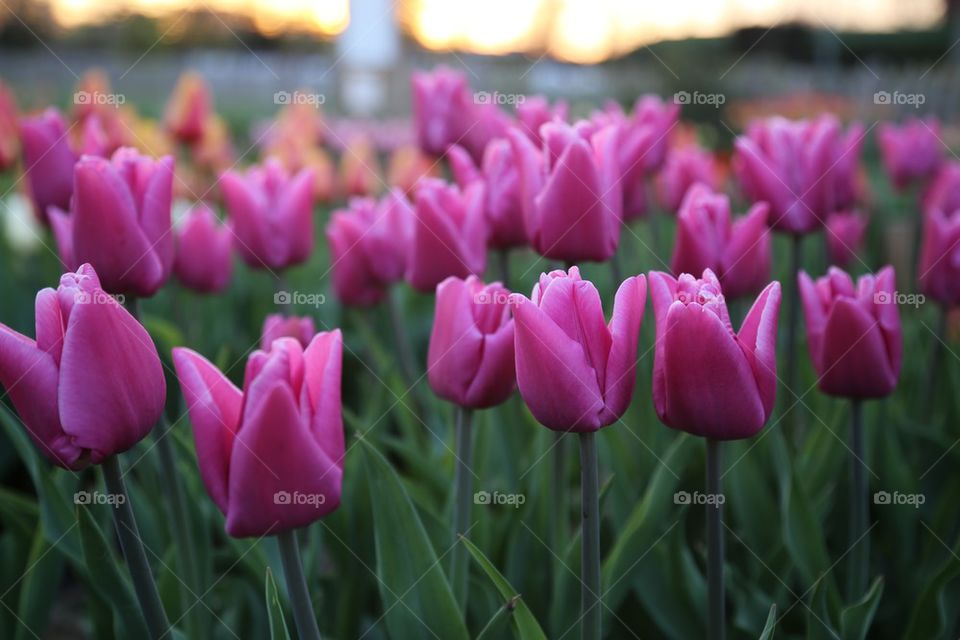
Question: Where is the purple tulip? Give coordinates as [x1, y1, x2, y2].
[798, 266, 901, 398]
[649, 269, 781, 440]
[448, 141, 526, 249]
[918, 206, 960, 306]
[516, 96, 567, 145]
[877, 118, 943, 191]
[824, 210, 868, 268]
[19, 109, 77, 224]
[174, 204, 233, 293]
[412, 66, 473, 157]
[922, 161, 960, 216]
[512, 267, 646, 431]
[657, 144, 718, 213]
[0, 264, 166, 468]
[261, 314, 316, 350]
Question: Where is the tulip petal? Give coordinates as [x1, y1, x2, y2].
[301, 330, 345, 466]
[602, 275, 646, 422]
[736, 281, 781, 419]
[818, 298, 897, 398]
[48, 206, 76, 271]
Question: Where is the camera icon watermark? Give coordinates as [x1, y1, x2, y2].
[673, 91, 726, 108]
[74, 91, 126, 108]
[74, 490, 126, 507]
[873, 91, 925, 108]
[674, 490, 725, 508]
[873, 291, 924, 308]
[873, 490, 924, 508]
[74, 290, 125, 306]
[273, 490, 327, 508]
[274, 91, 326, 107]
[274, 291, 326, 308]
[474, 91, 526, 106]
[474, 490, 526, 508]
[474, 290, 516, 306]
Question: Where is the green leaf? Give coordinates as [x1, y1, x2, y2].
[840, 577, 884, 640]
[14, 524, 64, 640]
[903, 551, 960, 640]
[782, 467, 836, 605]
[265, 568, 292, 640]
[759, 604, 776, 640]
[460, 536, 548, 640]
[359, 438, 469, 640]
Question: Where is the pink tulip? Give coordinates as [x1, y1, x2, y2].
[261, 314, 316, 350]
[164, 72, 211, 144]
[671, 184, 771, 300]
[428, 276, 515, 408]
[405, 178, 487, 293]
[918, 207, 960, 306]
[459, 101, 512, 163]
[512, 267, 646, 431]
[516, 96, 567, 145]
[0, 264, 166, 469]
[220, 158, 315, 270]
[922, 161, 960, 216]
[174, 204, 233, 293]
[19, 109, 77, 224]
[657, 144, 718, 213]
[448, 141, 526, 249]
[412, 66, 472, 157]
[0, 80, 19, 171]
[49, 147, 174, 297]
[173, 332, 344, 537]
[509, 121, 621, 262]
[824, 210, 868, 268]
[649, 269, 781, 440]
[798, 266, 901, 398]
[877, 118, 943, 191]
[734, 115, 864, 235]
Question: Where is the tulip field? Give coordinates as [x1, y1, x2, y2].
[0, 64, 958, 640]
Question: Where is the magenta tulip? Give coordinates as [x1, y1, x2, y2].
[174, 204, 233, 293]
[649, 269, 781, 439]
[220, 158, 315, 270]
[516, 96, 567, 145]
[261, 313, 316, 350]
[0, 264, 166, 469]
[824, 210, 868, 268]
[512, 267, 646, 431]
[0, 80, 17, 172]
[405, 178, 487, 293]
[428, 276, 515, 408]
[877, 118, 943, 191]
[922, 161, 960, 216]
[657, 144, 718, 213]
[918, 206, 960, 306]
[173, 333, 344, 537]
[798, 267, 901, 398]
[326, 190, 413, 306]
[19, 109, 77, 224]
[671, 184, 771, 300]
[49, 147, 174, 297]
[509, 121, 621, 262]
[448, 141, 526, 249]
[412, 66, 473, 157]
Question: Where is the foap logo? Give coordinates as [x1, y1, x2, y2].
[273, 90, 326, 107]
[474, 490, 526, 508]
[874, 490, 925, 508]
[474, 290, 516, 306]
[673, 91, 726, 108]
[873, 91, 925, 108]
[74, 490, 126, 507]
[73, 91, 126, 108]
[873, 291, 924, 308]
[674, 490, 725, 507]
[74, 290, 125, 306]
[274, 291, 326, 308]
[474, 91, 526, 106]
[273, 491, 327, 508]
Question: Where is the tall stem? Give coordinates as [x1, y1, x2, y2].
[450, 407, 474, 611]
[551, 432, 568, 555]
[275, 273, 291, 315]
[609, 251, 623, 287]
[497, 249, 511, 289]
[579, 432, 601, 640]
[848, 400, 868, 599]
[923, 305, 947, 417]
[278, 529, 323, 640]
[784, 234, 803, 438]
[706, 439, 725, 640]
[102, 456, 171, 639]
[387, 288, 419, 391]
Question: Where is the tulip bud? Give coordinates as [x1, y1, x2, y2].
[261, 313, 316, 350]
[917, 207, 960, 306]
[512, 267, 646, 431]
[657, 145, 718, 213]
[449, 141, 526, 249]
[174, 204, 233, 293]
[877, 118, 943, 191]
[164, 72, 211, 144]
[19, 109, 77, 224]
[922, 161, 960, 216]
[0, 264, 166, 469]
[824, 210, 868, 268]
[411, 67, 472, 157]
[649, 269, 781, 440]
[516, 96, 567, 146]
[798, 267, 901, 398]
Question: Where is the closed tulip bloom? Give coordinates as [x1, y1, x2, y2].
[326, 191, 413, 306]
[172, 332, 344, 537]
[0, 80, 18, 171]
[339, 136, 381, 197]
[174, 204, 233, 293]
[428, 276, 515, 408]
[917, 207, 960, 306]
[412, 66, 472, 157]
[261, 314, 316, 350]
[671, 184, 771, 299]
[0, 264, 166, 469]
[824, 210, 868, 268]
[877, 118, 943, 191]
[922, 161, 960, 216]
[657, 145, 718, 213]
[164, 72, 211, 144]
[509, 121, 622, 262]
[20, 109, 77, 224]
[798, 267, 901, 398]
[512, 267, 646, 431]
[220, 158, 316, 270]
[459, 101, 512, 163]
[649, 269, 781, 440]
[516, 96, 567, 145]
[49, 147, 175, 297]
[406, 178, 487, 293]
[449, 141, 526, 248]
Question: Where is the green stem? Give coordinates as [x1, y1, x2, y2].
[497, 249, 511, 289]
[551, 432, 568, 555]
[102, 456, 171, 639]
[450, 407, 474, 611]
[706, 439, 725, 640]
[278, 529, 323, 640]
[784, 234, 803, 440]
[387, 288, 419, 392]
[579, 432, 601, 640]
[923, 305, 947, 417]
[848, 400, 868, 599]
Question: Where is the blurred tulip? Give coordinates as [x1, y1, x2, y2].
[327, 190, 413, 306]
[386, 143, 436, 194]
[877, 118, 943, 191]
[824, 210, 868, 268]
[449, 141, 526, 249]
[734, 115, 864, 234]
[516, 96, 567, 145]
[428, 276, 515, 408]
[220, 158, 315, 270]
[650, 270, 780, 439]
[173, 332, 344, 537]
[339, 136, 381, 197]
[922, 161, 960, 216]
[412, 66, 472, 157]
[0, 264, 166, 469]
[50, 148, 174, 297]
[77, 114, 110, 157]
[671, 184, 771, 299]
[192, 114, 235, 172]
[406, 178, 487, 293]
[918, 206, 960, 306]
[19, 109, 77, 224]
[657, 144, 718, 213]
[798, 266, 901, 398]
[261, 313, 316, 350]
[459, 101, 512, 163]
[164, 72, 211, 144]
[0, 80, 19, 171]
[512, 267, 646, 431]
[174, 204, 233, 293]
[509, 121, 621, 262]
